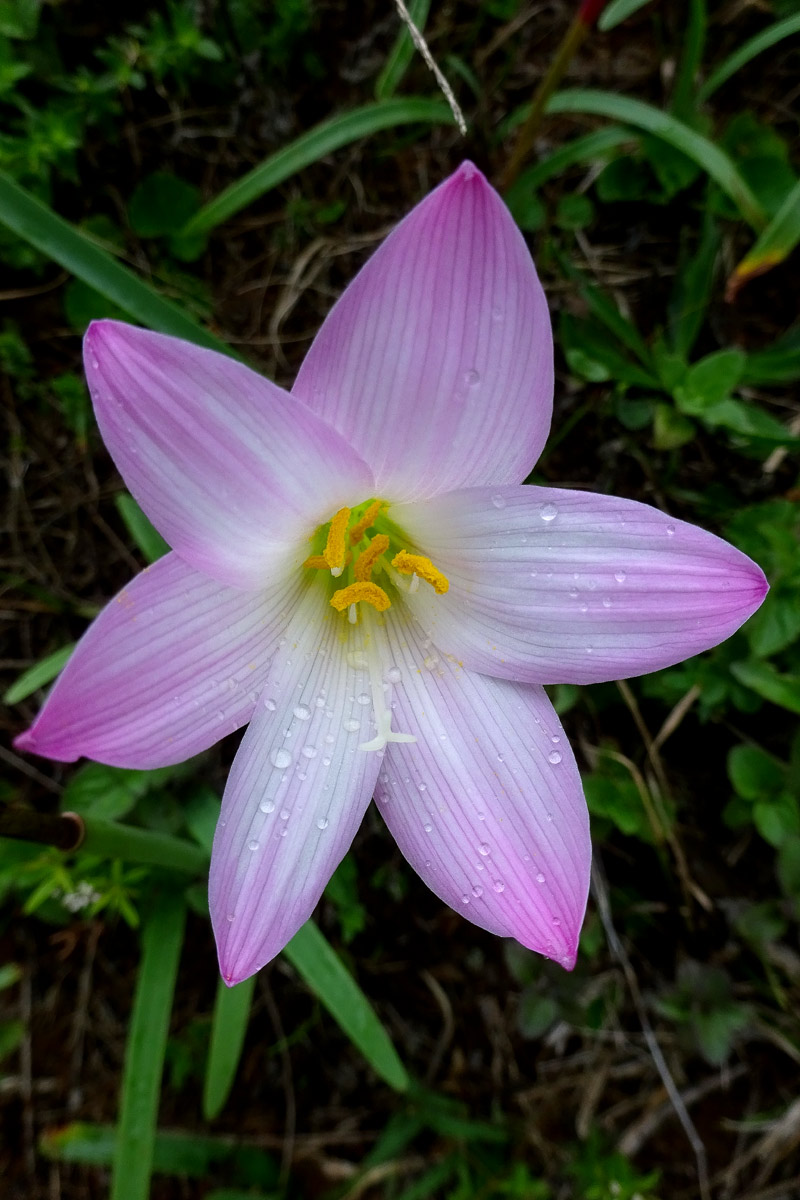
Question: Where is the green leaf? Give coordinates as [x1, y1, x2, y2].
[699, 13, 800, 102]
[746, 593, 800, 658]
[555, 192, 594, 230]
[546, 89, 768, 229]
[521, 126, 637, 191]
[115, 493, 170, 563]
[517, 991, 558, 1039]
[63, 278, 128, 333]
[203, 974, 256, 1120]
[283, 920, 409, 1092]
[598, 0, 657, 32]
[128, 171, 200, 238]
[674, 348, 746, 414]
[754, 794, 800, 847]
[728, 178, 800, 296]
[0, 963, 22, 990]
[3, 643, 75, 704]
[375, 0, 431, 99]
[731, 660, 800, 715]
[0, 171, 234, 354]
[0, 1017, 24, 1061]
[181, 99, 455, 238]
[668, 213, 720, 360]
[743, 324, 800, 386]
[111, 891, 186, 1200]
[727, 744, 785, 801]
[651, 403, 695, 450]
[63, 762, 186, 822]
[80, 820, 209, 875]
[0, 0, 41, 40]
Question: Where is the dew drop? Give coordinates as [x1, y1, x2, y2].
[540, 503, 558, 522]
[316, 816, 329, 830]
[279, 827, 288, 837]
[552, 917, 561, 927]
[315, 696, 326, 708]
[259, 799, 275, 814]
[423, 823, 433, 834]
[293, 704, 311, 721]
[551, 734, 560, 744]
[569, 588, 579, 599]
[614, 570, 626, 583]
[478, 843, 491, 856]
[461, 894, 470, 904]
[384, 666, 402, 684]
[270, 748, 292, 769]
[602, 596, 612, 608]
[301, 745, 318, 759]
[226, 912, 235, 923]
[322, 757, 331, 766]
[545, 812, 553, 822]
[493, 879, 505, 893]
[536, 872, 546, 884]
[579, 603, 588, 613]
[491, 494, 506, 509]
[418, 782, 427, 793]
[324, 733, 335, 744]
[548, 750, 562, 764]
[356, 692, 371, 706]
[343, 717, 360, 733]
[471, 884, 484, 898]
[666, 524, 675, 536]
[279, 809, 290, 821]
[248, 839, 259, 851]
[423, 655, 439, 670]
[464, 368, 480, 387]
[264, 697, 277, 711]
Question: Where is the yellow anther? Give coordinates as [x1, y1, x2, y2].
[303, 553, 329, 570]
[324, 506, 351, 571]
[349, 499, 384, 545]
[354, 534, 389, 582]
[392, 550, 449, 595]
[330, 581, 391, 614]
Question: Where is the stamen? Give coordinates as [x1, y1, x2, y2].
[303, 553, 329, 570]
[408, 572, 420, 594]
[357, 616, 416, 752]
[331, 581, 391, 614]
[324, 506, 351, 572]
[349, 499, 384, 545]
[392, 550, 449, 594]
[354, 534, 389, 582]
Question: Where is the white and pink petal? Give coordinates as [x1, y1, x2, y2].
[85, 322, 374, 590]
[392, 486, 768, 685]
[210, 584, 384, 984]
[14, 553, 304, 768]
[292, 162, 553, 502]
[375, 609, 590, 967]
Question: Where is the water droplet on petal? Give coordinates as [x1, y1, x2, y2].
[384, 666, 402, 684]
[418, 782, 427, 793]
[293, 704, 311, 721]
[479, 843, 491, 856]
[316, 816, 329, 830]
[472, 884, 484, 898]
[666, 524, 675, 536]
[464, 368, 480, 387]
[540, 503, 558, 522]
[614, 570, 626, 583]
[602, 596, 612, 608]
[423, 823, 433, 833]
[264, 697, 277, 711]
[356, 692, 371, 706]
[548, 750, 562, 764]
[302, 745, 318, 759]
[279, 809, 290, 820]
[493, 879, 505, 893]
[226, 912, 235, 922]
[259, 800, 275, 814]
[270, 748, 292, 769]
[248, 839, 259, 851]
[491, 494, 506, 509]
[423, 655, 439, 670]
[461, 894, 470, 904]
[551, 734, 560, 744]
[343, 718, 360, 733]
[536, 872, 546, 883]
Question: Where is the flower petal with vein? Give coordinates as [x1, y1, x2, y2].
[15, 162, 768, 984]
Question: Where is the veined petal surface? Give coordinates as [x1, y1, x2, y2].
[375, 609, 590, 967]
[210, 584, 383, 984]
[393, 486, 768, 685]
[292, 162, 553, 502]
[14, 553, 304, 768]
[85, 322, 374, 589]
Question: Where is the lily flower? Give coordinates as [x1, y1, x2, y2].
[15, 163, 767, 984]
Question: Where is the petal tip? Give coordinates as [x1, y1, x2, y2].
[13, 728, 35, 754]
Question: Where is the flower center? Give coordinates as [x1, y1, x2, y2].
[301, 500, 450, 754]
[303, 499, 449, 624]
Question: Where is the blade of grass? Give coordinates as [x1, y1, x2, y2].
[4, 643, 75, 705]
[111, 890, 186, 1200]
[0, 172, 232, 353]
[511, 125, 636, 190]
[698, 13, 800, 102]
[545, 89, 768, 230]
[375, 0, 431, 99]
[726, 179, 800, 301]
[80, 820, 208, 875]
[670, 0, 705, 119]
[203, 974, 256, 1120]
[181, 98, 454, 238]
[598, 0, 657, 32]
[115, 493, 170, 564]
[284, 920, 409, 1093]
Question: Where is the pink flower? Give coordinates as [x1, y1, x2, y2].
[15, 163, 767, 983]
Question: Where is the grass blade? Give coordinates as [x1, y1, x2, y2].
[180, 98, 454, 237]
[598, 0, 657, 31]
[375, 0, 431, 99]
[510, 126, 636, 191]
[203, 974, 256, 1120]
[698, 13, 800, 102]
[111, 891, 187, 1200]
[80, 821, 208, 875]
[0, 172, 232, 353]
[4, 643, 75, 705]
[546, 88, 768, 230]
[284, 920, 409, 1092]
[115, 494, 170, 564]
[726, 179, 800, 301]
